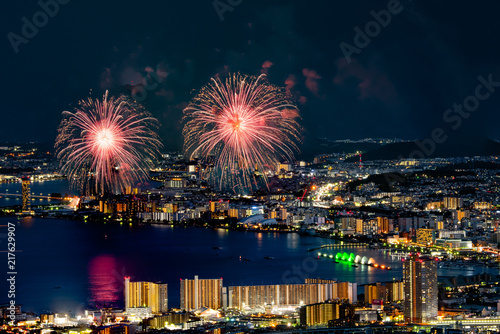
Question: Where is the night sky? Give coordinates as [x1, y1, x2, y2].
[2, 0, 500, 153]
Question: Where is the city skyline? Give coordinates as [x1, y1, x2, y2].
[2, 147, 500, 331]
[3, 1, 500, 333]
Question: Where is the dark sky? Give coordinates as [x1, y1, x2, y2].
[2, 0, 500, 152]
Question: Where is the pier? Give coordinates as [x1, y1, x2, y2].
[308, 243, 368, 252]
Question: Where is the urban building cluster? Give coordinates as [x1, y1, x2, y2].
[4, 145, 500, 332]
[3, 254, 437, 333]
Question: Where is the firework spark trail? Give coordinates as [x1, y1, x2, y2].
[183, 73, 301, 191]
[56, 91, 162, 194]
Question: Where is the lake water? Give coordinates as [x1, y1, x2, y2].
[1, 217, 497, 314]
[0, 217, 401, 314]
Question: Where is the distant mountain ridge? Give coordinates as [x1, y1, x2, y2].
[346, 138, 500, 161]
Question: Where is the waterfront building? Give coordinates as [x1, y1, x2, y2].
[180, 275, 223, 310]
[21, 176, 31, 213]
[228, 281, 357, 309]
[305, 280, 357, 303]
[124, 277, 168, 314]
[403, 255, 438, 323]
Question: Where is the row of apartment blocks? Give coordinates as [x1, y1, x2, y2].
[127, 200, 324, 226]
[95, 191, 493, 228]
[95, 194, 497, 240]
[347, 195, 471, 209]
[227, 279, 357, 310]
[348, 192, 495, 215]
[181, 276, 357, 310]
[299, 257, 436, 326]
[334, 211, 497, 237]
[425, 198, 493, 211]
[125, 276, 358, 314]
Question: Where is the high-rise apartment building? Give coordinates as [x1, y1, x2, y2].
[403, 256, 438, 323]
[21, 176, 31, 213]
[124, 277, 168, 314]
[180, 275, 223, 310]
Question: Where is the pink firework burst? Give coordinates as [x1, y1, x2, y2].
[56, 91, 162, 194]
[183, 73, 301, 190]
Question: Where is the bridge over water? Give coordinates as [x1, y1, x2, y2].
[0, 193, 64, 200]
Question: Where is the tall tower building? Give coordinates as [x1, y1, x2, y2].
[21, 176, 31, 213]
[180, 275, 223, 310]
[124, 277, 168, 314]
[403, 255, 437, 323]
